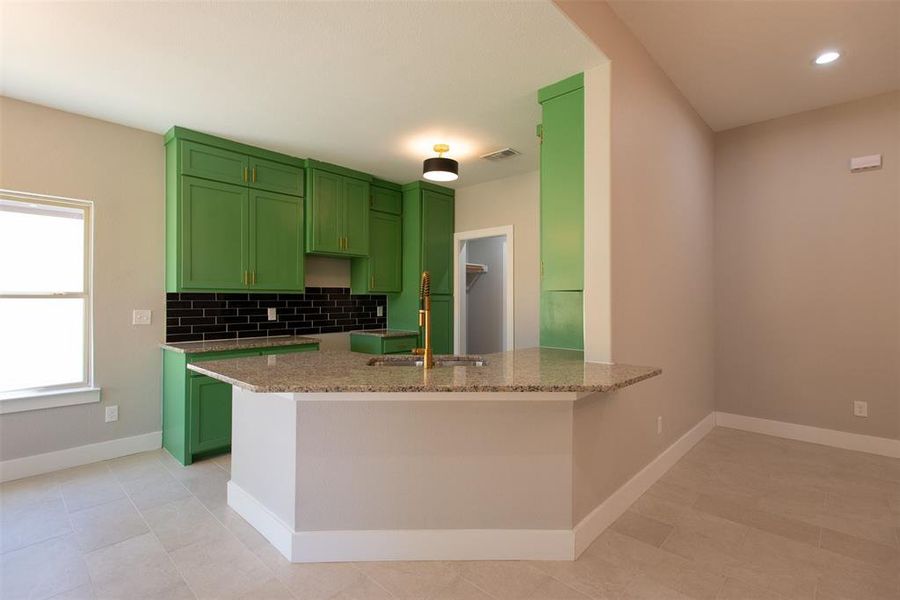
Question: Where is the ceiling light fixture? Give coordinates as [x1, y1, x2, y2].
[814, 50, 841, 65]
[423, 144, 458, 182]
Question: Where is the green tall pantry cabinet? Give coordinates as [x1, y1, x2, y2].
[165, 127, 306, 293]
[538, 73, 584, 350]
[387, 181, 455, 354]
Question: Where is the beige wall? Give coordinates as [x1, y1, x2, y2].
[455, 170, 541, 349]
[0, 97, 166, 460]
[715, 92, 900, 440]
[555, 1, 716, 522]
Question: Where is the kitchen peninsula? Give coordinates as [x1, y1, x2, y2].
[189, 347, 660, 563]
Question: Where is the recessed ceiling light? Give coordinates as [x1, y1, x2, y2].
[814, 50, 841, 65]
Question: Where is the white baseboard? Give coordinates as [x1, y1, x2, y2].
[228, 480, 575, 562]
[715, 412, 900, 459]
[0, 431, 162, 483]
[572, 411, 717, 557]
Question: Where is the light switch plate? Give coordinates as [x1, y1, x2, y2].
[132, 309, 152, 325]
[267, 307, 277, 321]
[853, 400, 868, 417]
[105, 405, 118, 423]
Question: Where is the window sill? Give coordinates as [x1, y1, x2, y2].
[0, 387, 101, 415]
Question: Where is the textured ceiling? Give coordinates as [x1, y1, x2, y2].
[0, 1, 605, 186]
[609, 0, 900, 131]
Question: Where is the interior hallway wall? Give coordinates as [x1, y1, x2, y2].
[465, 236, 505, 354]
[715, 91, 900, 440]
[555, 1, 716, 523]
[455, 170, 541, 349]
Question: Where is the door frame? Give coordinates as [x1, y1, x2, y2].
[453, 225, 514, 354]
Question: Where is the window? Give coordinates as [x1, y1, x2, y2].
[0, 190, 94, 404]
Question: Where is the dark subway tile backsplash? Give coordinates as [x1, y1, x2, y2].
[165, 288, 387, 342]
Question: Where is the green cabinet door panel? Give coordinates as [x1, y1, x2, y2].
[180, 141, 248, 186]
[249, 190, 304, 291]
[369, 212, 402, 292]
[181, 176, 248, 290]
[249, 156, 304, 196]
[540, 86, 584, 292]
[342, 177, 370, 256]
[189, 376, 232, 454]
[421, 190, 454, 295]
[370, 186, 402, 214]
[540, 291, 583, 350]
[429, 294, 454, 355]
[306, 170, 343, 254]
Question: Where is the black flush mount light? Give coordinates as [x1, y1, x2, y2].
[423, 144, 459, 182]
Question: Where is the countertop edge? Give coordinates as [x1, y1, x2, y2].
[160, 336, 321, 354]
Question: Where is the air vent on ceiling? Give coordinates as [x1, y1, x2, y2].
[480, 148, 520, 161]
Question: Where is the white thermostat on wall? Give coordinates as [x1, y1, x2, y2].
[850, 154, 882, 172]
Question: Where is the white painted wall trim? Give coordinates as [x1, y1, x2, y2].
[0, 430, 162, 483]
[572, 412, 716, 557]
[453, 225, 515, 354]
[0, 386, 101, 415]
[715, 412, 900, 459]
[228, 479, 574, 562]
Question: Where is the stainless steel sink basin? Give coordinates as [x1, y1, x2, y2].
[367, 355, 485, 368]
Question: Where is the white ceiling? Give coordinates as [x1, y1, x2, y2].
[0, 1, 605, 187]
[609, 0, 900, 131]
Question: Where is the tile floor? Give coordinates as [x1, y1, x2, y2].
[1, 427, 898, 599]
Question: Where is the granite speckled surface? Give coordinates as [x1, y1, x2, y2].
[187, 347, 661, 394]
[160, 335, 320, 354]
[349, 329, 418, 338]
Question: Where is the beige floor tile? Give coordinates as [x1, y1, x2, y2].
[356, 560, 461, 598]
[216, 506, 272, 550]
[84, 532, 193, 600]
[212, 453, 231, 474]
[524, 576, 592, 599]
[528, 554, 635, 599]
[234, 576, 294, 599]
[0, 533, 90, 600]
[611, 510, 675, 547]
[619, 576, 696, 600]
[142, 496, 230, 552]
[168, 535, 272, 600]
[68, 497, 148, 552]
[672, 507, 749, 547]
[270, 561, 377, 600]
[47, 583, 94, 599]
[0, 496, 72, 554]
[106, 451, 170, 483]
[714, 578, 783, 599]
[0, 473, 61, 511]
[819, 527, 900, 568]
[327, 574, 396, 600]
[121, 469, 191, 511]
[630, 490, 691, 524]
[52, 463, 112, 484]
[428, 576, 495, 600]
[458, 560, 570, 600]
[693, 493, 821, 546]
[60, 473, 126, 513]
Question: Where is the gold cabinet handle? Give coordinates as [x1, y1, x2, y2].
[242, 167, 248, 182]
[242, 271, 248, 285]
[540, 260, 544, 279]
[370, 274, 375, 289]
[251, 271, 257, 285]
[252, 167, 257, 183]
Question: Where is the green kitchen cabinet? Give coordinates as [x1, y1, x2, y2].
[349, 332, 418, 355]
[304, 160, 372, 257]
[538, 73, 584, 350]
[387, 181, 455, 355]
[181, 176, 249, 290]
[166, 127, 306, 293]
[162, 342, 318, 465]
[351, 180, 403, 294]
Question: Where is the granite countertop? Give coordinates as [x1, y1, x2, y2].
[160, 335, 320, 354]
[349, 329, 419, 338]
[187, 347, 661, 394]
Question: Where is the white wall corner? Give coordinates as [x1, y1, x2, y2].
[583, 62, 613, 363]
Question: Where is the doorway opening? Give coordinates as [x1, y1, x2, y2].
[453, 226, 514, 355]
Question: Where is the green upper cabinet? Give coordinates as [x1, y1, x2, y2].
[387, 181, 455, 355]
[249, 189, 304, 291]
[421, 190, 454, 295]
[539, 74, 584, 292]
[181, 177, 248, 290]
[249, 156, 305, 196]
[165, 127, 306, 293]
[304, 160, 371, 257]
[351, 181, 403, 294]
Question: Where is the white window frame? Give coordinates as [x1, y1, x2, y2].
[0, 189, 98, 412]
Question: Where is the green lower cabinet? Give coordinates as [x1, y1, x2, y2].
[162, 343, 318, 465]
[189, 376, 232, 454]
[349, 333, 418, 354]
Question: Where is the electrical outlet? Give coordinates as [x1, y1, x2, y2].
[657, 416, 663, 435]
[853, 400, 868, 418]
[132, 309, 152, 325]
[105, 405, 118, 423]
[377, 305, 384, 317]
[267, 307, 277, 321]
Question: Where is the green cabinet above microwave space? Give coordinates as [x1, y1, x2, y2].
[305, 160, 371, 257]
[351, 179, 403, 294]
[165, 127, 306, 293]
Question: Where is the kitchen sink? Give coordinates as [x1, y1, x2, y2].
[367, 355, 485, 368]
